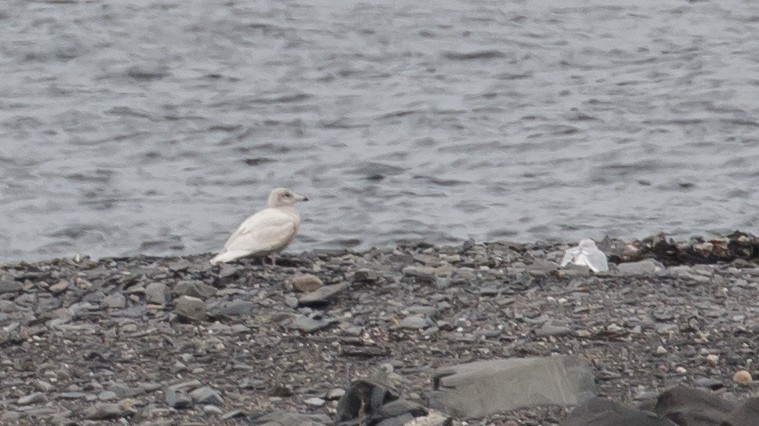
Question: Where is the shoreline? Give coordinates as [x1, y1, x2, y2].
[1, 232, 758, 424]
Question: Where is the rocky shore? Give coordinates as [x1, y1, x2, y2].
[1, 232, 759, 425]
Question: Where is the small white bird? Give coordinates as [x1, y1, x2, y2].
[560, 239, 609, 273]
[210, 188, 308, 265]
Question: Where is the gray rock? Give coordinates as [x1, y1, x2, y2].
[290, 315, 337, 333]
[168, 379, 202, 391]
[190, 386, 223, 406]
[0, 279, 22, 294]
[144, 282, 171, 305]
[48, 280, 70, 294]
[377, 399, 427, 418]
[174, 296, 207, 322]
[428, 356, 596, 418]
[327, 388, 346, 400]
[402, 266, 437, 283]
[204, 405, 223, 414]
[109, 383, 142, 399]
[34, 379, 54, 392]
[298, 282, 349, 306]
[83, 403, 123, 420]
[18, 392, 47, 405]
[102, 293, 127, 309]
[173, 281, 217, 299]
[110, 305, 147, 318]
[725, 397, 759, 426]
[353, 269, 383, 283]
[399, 315, 433, 330]
[58, 392, 87, 399]
[376, 413, 414, 426]
[336, 379, 400, 422]
[617, 260, 663, 275]
[253, 410, 330, 426]
[208, 299, 256, 317]
[0, 300, 16, 312]
[222, 410, 246, 420]
[165, 387, 192, 409]
[289, 274, 323, 292]
[405, 410, 452, 426]
[561, 397, 676, 426]
[98, 390, 117, 401]
[304, 397, 325, 407]
[534, 323, 572, 337]
[653, 385, 735, 426]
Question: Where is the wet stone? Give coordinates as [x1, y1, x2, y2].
[49, 280, 70, 294]
[83, 403, 123, 420]
[189, 386, 223, 406]
[617, 260, 662, 275]
[298, 282, 349, 306]
[208, 299, 256, 317]
[253, 411, 330, 426]
[102, 293, 127, 309]
[172, 281, 217, 299]
[428, 356, 596, 418]
[144, 282, 171, 305]
[174, 296, 207, 322]
[98, 390, 118, 400]
[304, 397, 326, 407]
[290, 315, 337, 333]
[290, 274, 324, 292]
[165, 388, 192, 409]
[18, 392, 47, 405]
[399, 315, 433, 330]
[0, 279, 22, 294]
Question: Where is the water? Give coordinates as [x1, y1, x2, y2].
[1, 0, 758, 263]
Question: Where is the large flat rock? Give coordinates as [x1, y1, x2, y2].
[428, 356, 596, 418]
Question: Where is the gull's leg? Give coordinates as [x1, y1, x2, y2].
[262, 254, 276, 266]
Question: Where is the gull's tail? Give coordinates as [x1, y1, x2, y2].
[210, 250, 248, 264]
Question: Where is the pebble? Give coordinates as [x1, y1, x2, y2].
[34, 379, 54, 392]
[174, 296, 207, 322]
[102, 293, 127, 309]
[290, 274, 324, 292]
[399, 315, 432, 330]
[304, 397, 326, 407]
[98, 390, 118, 401]
[83, 403, 122, 420]
[0, 279, 22, 294]
[173, 281, 217, 299]
[189, 386, 223, 406]
[17, 392, 47, 405]
[327, 388, 346, 400]
[733, 370, 753, 385]
[298, 283, 349, 306]
[165, 388, 193, 409]
[706, 354, 719, 366]
[49, 280, 70, 294]
[144, 282, 171, 305]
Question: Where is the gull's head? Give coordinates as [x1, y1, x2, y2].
[268, 187, 309, 208]
[578, 239, 597, 249]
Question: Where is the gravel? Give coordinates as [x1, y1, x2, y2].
[0, 232, 758, 424]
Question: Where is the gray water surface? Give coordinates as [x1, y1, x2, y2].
[1, 0, 758, 262]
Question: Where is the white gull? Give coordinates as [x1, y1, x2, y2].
[560, 239, 609, 273]
[210, 188, 308, 265]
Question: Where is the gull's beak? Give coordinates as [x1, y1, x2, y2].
[295, 193, 309, 202]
